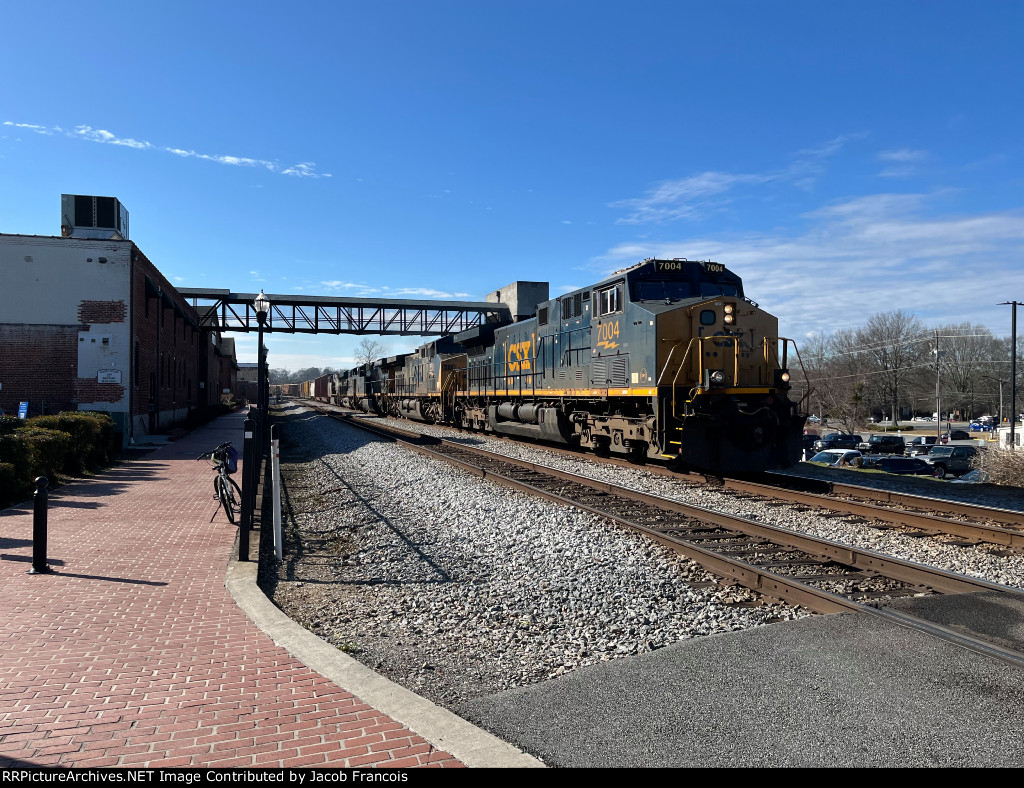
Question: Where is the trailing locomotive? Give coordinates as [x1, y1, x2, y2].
[302, 259, 807, 474]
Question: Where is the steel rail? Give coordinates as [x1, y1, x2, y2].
[824, 479, 1024, 528]
[719, 477, 1024, 550]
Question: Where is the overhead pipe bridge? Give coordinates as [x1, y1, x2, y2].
[178, 289, 512, 336]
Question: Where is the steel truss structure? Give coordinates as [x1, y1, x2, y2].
[179, 289, 512, 336]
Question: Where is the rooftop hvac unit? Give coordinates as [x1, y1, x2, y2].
[60, 194, 130, 240]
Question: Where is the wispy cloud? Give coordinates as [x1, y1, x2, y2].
[596, 191, 1024, 338]
[876, 147, 929, 178]
[75, 126, 151, 149]
[320, 280, 366, 292]
[4, 120, 331, 178]
[611, 133, 866, 224]
[319, 280, 470, 300]
[388, 287, 463, 299]
[878, 148, 927, 163]
[611, 171, 775, 224]
[2, 121, 59, 136]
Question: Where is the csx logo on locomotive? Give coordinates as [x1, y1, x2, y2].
[506, 339, 533, 371]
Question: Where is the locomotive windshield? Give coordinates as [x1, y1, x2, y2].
[632, 279, 741, 302]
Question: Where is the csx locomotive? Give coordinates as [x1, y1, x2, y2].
[302, 259, 807, 474]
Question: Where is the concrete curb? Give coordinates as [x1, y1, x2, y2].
[225, 534, 545, 769]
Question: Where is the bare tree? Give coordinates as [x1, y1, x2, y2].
[355, 337, 385, 367]
[819, 329, 872, 432]
[855, 311, 927, 426]
[936, 323, 1005, 420]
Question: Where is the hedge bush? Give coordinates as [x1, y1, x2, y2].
[0, 416, 23, 435]
[0, 462, 19, 506]
[19, 427, 73, 485]
[0, 410, 118, 506]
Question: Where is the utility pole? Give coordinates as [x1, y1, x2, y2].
[1000, 301, 1020, 450]
[933, 330, 942, 443]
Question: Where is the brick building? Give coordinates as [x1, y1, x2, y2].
[0, 195, 236, 445]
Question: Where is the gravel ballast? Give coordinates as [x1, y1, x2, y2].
[265, 405, 806, 709]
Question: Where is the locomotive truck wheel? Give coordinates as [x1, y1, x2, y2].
[625, 441, 648, 465]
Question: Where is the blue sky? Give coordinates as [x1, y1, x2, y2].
[3, 1, 1023, 370]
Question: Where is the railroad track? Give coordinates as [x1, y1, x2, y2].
[295, 399, 1024, 552]
[716, 476, 1024, 552]
[318, 408, 1024, 670]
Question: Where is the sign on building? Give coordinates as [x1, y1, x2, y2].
[97, 369, 122, 384]
[18, 402, 28, 419]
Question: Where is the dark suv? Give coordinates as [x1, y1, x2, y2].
[924, 445, 980, 478]
[905, 435, 939, 456]
[813, 433, 862, 452]
[857, 434, 906, 455]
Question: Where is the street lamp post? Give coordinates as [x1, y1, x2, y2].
[254, 290, 270, 453]
[238, 290, 272, 563]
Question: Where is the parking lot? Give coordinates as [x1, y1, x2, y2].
[802, 417, 1003, 481]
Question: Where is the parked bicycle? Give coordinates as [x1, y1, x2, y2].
[197, 441, 241, 523]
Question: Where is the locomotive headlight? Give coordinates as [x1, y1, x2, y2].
[710, 370, 725, 384]
[780, 372, 791, 383]
[723, 304, 735, 324]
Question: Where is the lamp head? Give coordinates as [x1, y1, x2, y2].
[254, 290, 270, 323]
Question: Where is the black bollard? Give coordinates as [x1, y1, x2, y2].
[239, 417, 254, 562]
[28, 476, 51, 575]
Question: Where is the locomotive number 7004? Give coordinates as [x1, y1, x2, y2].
[597, 320, 620, 350]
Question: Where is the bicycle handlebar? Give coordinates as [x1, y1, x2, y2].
[196, 441, 233, 461]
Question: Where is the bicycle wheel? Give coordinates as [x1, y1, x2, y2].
[224, 476, 242, 522]
[216, 475, 237, 524]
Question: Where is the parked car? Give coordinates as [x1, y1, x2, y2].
[857, 434, 906, 455]
[969, 422, 994, 432]
[950, 469, 993, 484]
[924, 445, 981, 478]
[905, 435, 939, 456]
[807, 449, 863, 467]
[868, 456, 934, 476]
[813, 433, 863, 452]
[940, 430, 971, 443]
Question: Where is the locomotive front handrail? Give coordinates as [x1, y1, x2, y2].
[669, 338, 698, 419]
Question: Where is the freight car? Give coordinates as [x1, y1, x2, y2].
[270, 383, 299, 398]
[303, 259, 807, 474]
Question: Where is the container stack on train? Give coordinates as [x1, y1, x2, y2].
[292, 259, 807, 475]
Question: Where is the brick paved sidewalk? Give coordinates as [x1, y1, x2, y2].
[0, 411, 462, 768]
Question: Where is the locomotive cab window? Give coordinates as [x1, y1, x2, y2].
[700, 309, 717, 326]
[597, 283, 623, 316]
